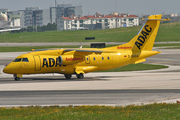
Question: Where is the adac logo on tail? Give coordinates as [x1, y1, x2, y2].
[135, 25, 152, 50]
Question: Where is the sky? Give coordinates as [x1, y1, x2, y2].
[1, 0, 180, 16]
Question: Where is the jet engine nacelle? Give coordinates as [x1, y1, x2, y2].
[57, 55, 84, 65]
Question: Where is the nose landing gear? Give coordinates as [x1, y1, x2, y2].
[14, 74, 20, 81]
[64, 74, 72, 79]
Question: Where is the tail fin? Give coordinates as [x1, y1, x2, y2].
[105, 14, 170, 51]
[132, 14, 162, 51]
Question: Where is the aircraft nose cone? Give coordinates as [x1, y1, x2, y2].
[3, 65, 14, 74]
[3, 66, 10, 73]
[3, 61, 22, 74]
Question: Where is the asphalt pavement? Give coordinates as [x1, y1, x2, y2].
[0, 48, 180, 107]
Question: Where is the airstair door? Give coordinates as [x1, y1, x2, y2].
[34, 56, 41, 71]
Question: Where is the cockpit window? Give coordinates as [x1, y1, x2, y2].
[13, 58, 22, 62]
[22, 58, 29, 62]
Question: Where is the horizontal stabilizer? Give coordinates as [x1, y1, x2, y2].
[132, 59, 146, 64]
[0, 28, 21, 32]
[142, 18, 171, 21]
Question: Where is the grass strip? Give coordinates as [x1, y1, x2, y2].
[154, 43, 180, 47]
[1, 42, 180, 52]
[0, 45, 122, 52]
[0, 103, 180, 120]
[0, 45, 85, 52]
[0, 22, 180, 43]
[165, 46, 180, 49]
[96, 63, 168, 72]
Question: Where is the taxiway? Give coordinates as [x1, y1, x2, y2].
[0, 48, 180, 107]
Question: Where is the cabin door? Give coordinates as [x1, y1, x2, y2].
[34, 56, 41, 71]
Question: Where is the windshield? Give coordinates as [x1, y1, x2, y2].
[13, 58, 22, 62]
[13, 58, 29, 62]
[22, 58, 29, 62]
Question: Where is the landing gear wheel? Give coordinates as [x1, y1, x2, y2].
[14, 74, 20, 81]
[15, 77, 20, 81]
[64, 74, 72, 79]
[76, 73, 84, 79]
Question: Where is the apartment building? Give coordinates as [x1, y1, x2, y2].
[57, 16, 90, 30]
[19, 7, 39, 27]
[50, 4, 82, 24]
[33, 9, 50, 27]
[57, 12, 139, 30]
[15, 7, 50, 28]
[1, 4, 82, 28]
[18, 7, 51, 27]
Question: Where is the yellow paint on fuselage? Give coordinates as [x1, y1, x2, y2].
[3, 49, 160, 75]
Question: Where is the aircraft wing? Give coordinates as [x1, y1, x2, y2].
[62, 48, 117, 55]
[0, 28, 21, 32]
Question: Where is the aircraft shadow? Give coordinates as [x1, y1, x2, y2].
[21, 76, 112, 82]
[0, 76, 128, 83]
[21, 75, 127, 82]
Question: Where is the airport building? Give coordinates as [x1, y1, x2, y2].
[57, 12, 139, 30]
[7, 11, 21, 28]
[0, 9, 21, 28]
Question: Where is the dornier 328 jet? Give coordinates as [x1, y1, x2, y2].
[3, 14, 170, 81]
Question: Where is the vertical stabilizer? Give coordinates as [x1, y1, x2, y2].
[105, 14, 170, 51]
[132, 14, 162, 51]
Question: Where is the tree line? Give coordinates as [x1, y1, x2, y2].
[11, 23, 57, 33]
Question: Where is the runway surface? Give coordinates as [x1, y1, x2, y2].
[0, 48, 180, 107]
[1, 89, 180, 107]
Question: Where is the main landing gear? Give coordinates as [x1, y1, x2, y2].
[64, 73, 84, 79]
[76, 73, 84, 79]
[13, 74, 84, 80]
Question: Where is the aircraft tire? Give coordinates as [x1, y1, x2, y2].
[64, 74, 72, 79]
[76, 73, 84, 79]
[15, 77, 20, 81]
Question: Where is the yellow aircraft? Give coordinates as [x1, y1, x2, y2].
[3, 14, 170, 81]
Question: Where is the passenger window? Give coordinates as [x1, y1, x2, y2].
[102, 57, 104, 60]
[13, 58, 22, 62]
[107, 57, 110, 60]
[93, 57, 95, 60]
[22, 58, 29, 62]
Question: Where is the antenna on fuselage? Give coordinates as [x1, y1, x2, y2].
[79, 43, 82, 48]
